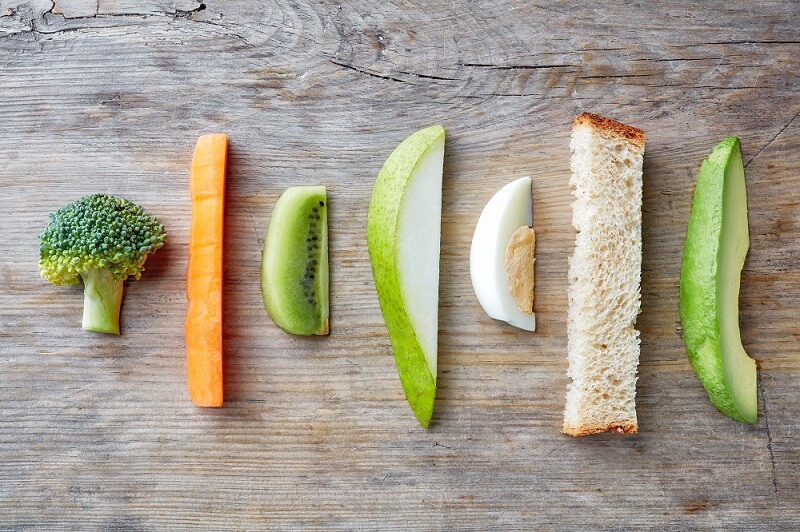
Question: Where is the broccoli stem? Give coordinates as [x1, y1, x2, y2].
[80, 268, 124, 335]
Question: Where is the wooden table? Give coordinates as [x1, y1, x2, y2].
[2, 1, 798, 529]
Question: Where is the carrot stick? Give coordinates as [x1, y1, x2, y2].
[186, 133, 227, 407]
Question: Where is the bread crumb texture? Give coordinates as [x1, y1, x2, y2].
[563, 113, 644, 437]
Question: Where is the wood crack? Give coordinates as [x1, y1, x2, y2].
[461, 62, 575, 70]
[55, 0, 207, 18]
[183, 18, 253, 46]
[396, 69, 457, 81]
[0, 0, 250, 44]
[580, 73, 654, 79]
[758, 370, 779, 500]
[51, 0, 206, 20]
[481, 93, 535, 97]
[459, 92, 587, 99]
[329, 59, 407, 83]
[175, 2, 206, 18]
[697, 40, 800, 46]
[745, 113, 799, 168]
[328, 59, 459, 83]
[579, 46, 626, 52]
[634, 57, 725, 63]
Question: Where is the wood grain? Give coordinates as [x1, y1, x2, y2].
[1, 0, 799, 529]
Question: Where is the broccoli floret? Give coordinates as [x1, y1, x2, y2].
[39, 194, 166, 334]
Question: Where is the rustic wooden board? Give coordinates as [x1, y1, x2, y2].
[1, 0, 799, 529]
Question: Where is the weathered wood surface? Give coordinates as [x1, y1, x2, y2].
[1, 0, 799, 529]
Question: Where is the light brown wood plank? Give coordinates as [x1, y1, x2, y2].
[1, 0, 799, 529]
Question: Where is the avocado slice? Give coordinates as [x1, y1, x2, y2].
[679, 137, 757, 423]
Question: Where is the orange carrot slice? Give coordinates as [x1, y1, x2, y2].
[186, 133, 227, 407]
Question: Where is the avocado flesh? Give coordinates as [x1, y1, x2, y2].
[680, 137, 757, 423]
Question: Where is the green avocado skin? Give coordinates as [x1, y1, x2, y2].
[367, 125, 445, 428]
[679, 137, 755, 423]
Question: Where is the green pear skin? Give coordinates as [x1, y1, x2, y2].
[367, 125, 445, 428]
[680, 137, 757, 423]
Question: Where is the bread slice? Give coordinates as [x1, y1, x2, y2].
[562, 113, 645, 437]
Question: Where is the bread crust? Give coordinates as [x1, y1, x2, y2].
[573, 112, 645, 149]
[562, 422, 638, 437]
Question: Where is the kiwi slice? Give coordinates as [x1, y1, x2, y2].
[261, 186, 329, 335]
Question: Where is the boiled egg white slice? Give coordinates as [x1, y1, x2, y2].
[469, 177, 535, 331]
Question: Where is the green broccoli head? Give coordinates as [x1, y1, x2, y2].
[39, 194, 166, 285]
[39, 194, 166, 334]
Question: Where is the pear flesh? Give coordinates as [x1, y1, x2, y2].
[680, 137, 757, 423]
[367, 125, 445, 428]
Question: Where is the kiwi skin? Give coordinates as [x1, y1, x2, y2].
[261, 186, 329, 335]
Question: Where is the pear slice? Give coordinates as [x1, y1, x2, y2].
[470, 177, 536, 331]
[680, 137, 757, 423]
[367, 125, 445, 428]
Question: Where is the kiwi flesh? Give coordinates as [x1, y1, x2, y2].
[261, 186, 329, 335]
